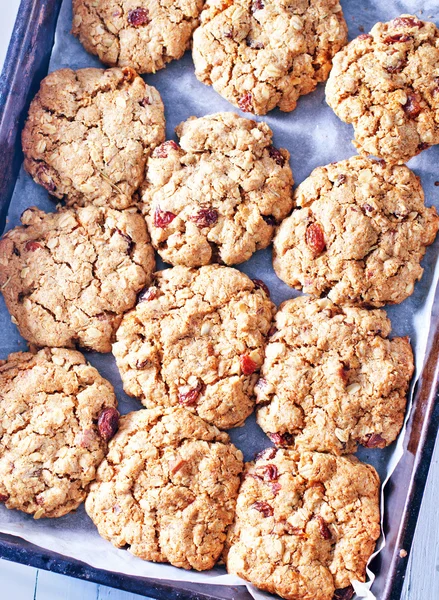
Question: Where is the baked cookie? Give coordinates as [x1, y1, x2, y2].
[256, 296, 414, 455]
[273, 156, 439, 307]
[113, 265, 275, 429]
[226, 449, 380, 600]
[0, 204, 155, 353]
[192, 0, 347, 115]
[326, 16, 439, 164]
[140, 112, 293, 266]
[85, 407, 243, 569]
[72, 0, 204, 74]
[0, 348, 119, 518]
[22, 67, 165, 208]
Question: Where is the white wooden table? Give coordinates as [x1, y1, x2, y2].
[0, 2, 438, 598]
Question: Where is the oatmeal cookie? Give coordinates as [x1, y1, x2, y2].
[85, 407, 243, 569]
[72, 0, 204, 74]
[225, 449, 380, 600]
[256, 296, 414, 455]
[22, 67, 165, 208]
[192, 0, 347, 115]
[113, 265, 275, 429]
[0, 348, 119, 518]
[140, 112, 293, 266]
[0, 204, 155, 353]
[273, 156, 439, 306]
[326, 16, 439, 164]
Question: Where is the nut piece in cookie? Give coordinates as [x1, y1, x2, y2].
[0, 348, 119, 518]
[256, 296, 414, 455]
[85, 407, 243, 569]
[22, 67, 165, 208]
[225, 449, 380, 600]
[113, 265, 275, 429]
[72, 0, 204, 74]
[0, 205, 155, 353]
[140, 112, 294, 267]
[273, 156, 439, 306]
[326, 15, 439, 164]
[192, 0, 347, 115]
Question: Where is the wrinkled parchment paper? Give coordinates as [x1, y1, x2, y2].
[1, 0, 439, 598]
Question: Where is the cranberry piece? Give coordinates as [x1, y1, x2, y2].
[362, 203, 374, 213]
[240, 354, 258, 375]
[138, 286, 157, 302]
[391, 17, 423, 28]
[418, 142, 430, 151]
[383, 33, 412, 44]
[0, 493, 9, 502]
[315, 515, 332, 540]
[238, 92, 253, 112]
[361, 433, 387, 448]
[251, 0, 264, 11]
[152, 140, 179, 158]
[333, 586, 355, 600]
[385, 60, 406, 74]
[358, 33, 372, 40]
[139, 97, 151, 107]
[252, 279, 270, 297]
[153, 207, 176, 228]
[255, 447, 277, 461]
[268, 432, 293, 447]
[305, 223, 326, 256]
[127, 7, 150, 27]
[270, 481, 282, 495]
[334, 174, 346, 186]
[178, 382, 203, 407]
[268, 146, 286, 167]
[254, 464, 278, 481]
[136, 358, 149, 369]
[116, 229, 134, 252]
[190, 208, 218, 228]
[403, 93, 422, 119]
[36, 164, 56, 193]
[251, 501, 273, 517]
[98, 407, 120, 442]
[25, 241, 42, 252]
[246, 38, 264, 49]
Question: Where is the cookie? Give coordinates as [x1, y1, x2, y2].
[0, 348, 119, 518]
[85, 407, 243, 569]
[192, 0, 347, 115]
[0, 204, 155, 353]
[225, 449, 380, 600]
[326, 16, 439, 164]
[256, 296, 414, 455]
[273, 156, 439, 307]
[113, 265, 275, 429]
[22, 67, 165, 208]
[72, 0, 204, 74]
[140, 112, 293, 266]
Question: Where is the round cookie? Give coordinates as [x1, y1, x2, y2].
[192, 0, 347, 115]
[113, 265, 275, 429]
[256, 296, 414, 455]
[85, 407, 243, 569]
[273, 156, 439, 307]
[0, 204, 155, 353]
[22, 67, 165, 208]
[225, 449, 380, 600]
[72, 0, 204, 74]
[326, 16, 439, 164]
[140, 112, 293, 267]
[0, 348, 119, 518]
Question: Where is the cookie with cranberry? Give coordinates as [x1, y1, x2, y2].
[326, 16, 439, 164]
[0, 348, 119, 518]
[225, 449, 380, 600]
[112, 265, 275, 429]
[140, 112, 293, 266]
[192, 0, 347, 115]
[86, 406, 243, 569]
[0, 204, 155, 353]
[256, 296, 414, 455]
[72, 0, 204, 74]
[22, 67, 165, 208]
[273, 156, 439, 306]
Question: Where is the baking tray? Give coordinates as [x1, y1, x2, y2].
[1, 0, 439, 598]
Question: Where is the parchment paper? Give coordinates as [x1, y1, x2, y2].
[1, 1, 439, 598]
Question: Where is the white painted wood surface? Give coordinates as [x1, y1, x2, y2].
[0, 2, 438, 598]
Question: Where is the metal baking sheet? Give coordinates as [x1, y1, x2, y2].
[1, 1, 439, 599]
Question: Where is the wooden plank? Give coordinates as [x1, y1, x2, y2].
[98, 584, 146, 599]
[35, 569, 98, 600]
[0, 559, 37, 598]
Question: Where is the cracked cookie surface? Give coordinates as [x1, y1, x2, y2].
[256, 296, 414, 455]
[0, 348, 119, 518]
[326, 15, 439, 164]
[22, 67, 165, 208]
[273, 156, 439, 307]
[72, 0, 204, 74]
[140, 112, 293, 267]
[192, 0, 347, 115]
[113, 265, 275, 429]
[225, 449, 380, 600]
[0, 204, 155, 353]
[85, 407, 243, 569]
